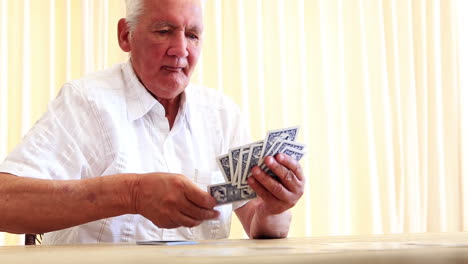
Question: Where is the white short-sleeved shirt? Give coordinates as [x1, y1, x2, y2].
[0, 61, 250, 244]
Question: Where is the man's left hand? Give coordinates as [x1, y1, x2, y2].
[247, 153, 305, 215]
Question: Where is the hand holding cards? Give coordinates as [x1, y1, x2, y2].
[208, 126, 306, 205]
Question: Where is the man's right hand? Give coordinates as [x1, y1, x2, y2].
[129, 173, 219, 229]
[0, 172, 218, 234]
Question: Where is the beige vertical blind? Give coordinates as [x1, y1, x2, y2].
[458, 0, 468, 236]
[0, 0, 467, 245]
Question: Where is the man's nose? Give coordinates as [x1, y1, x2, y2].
[167, 32, 189, 58]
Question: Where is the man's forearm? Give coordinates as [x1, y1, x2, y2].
[0, 173, 134, 234]
[237, 199, 292, 239]
[250, 208, 291, 239]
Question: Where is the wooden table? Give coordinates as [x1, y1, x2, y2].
[2, 232, 468, 263]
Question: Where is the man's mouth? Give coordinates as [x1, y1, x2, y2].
[162, 66, 184, 72]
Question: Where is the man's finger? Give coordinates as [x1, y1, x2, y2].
[247, 176, 291, 215]
[247, 175, 281, 205]
[263, 156, 300, 192]
[183, 181, 217, 209]
[251, 166, 294, 202]
[178, 199, 219, 221]
[174, 211, 203, 228]
[275, 153, 304, 181]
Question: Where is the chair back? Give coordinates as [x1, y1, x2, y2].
[25, 234, 39, 245]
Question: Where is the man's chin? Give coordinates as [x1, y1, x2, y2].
[148, 87, 186, 101]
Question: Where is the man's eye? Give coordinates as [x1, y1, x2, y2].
[157, 30, 169, 35]
[187, 34, 199, 40]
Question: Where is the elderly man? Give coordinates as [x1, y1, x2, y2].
[0, 0, 304, 244]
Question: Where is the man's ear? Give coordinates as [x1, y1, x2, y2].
[118, 18, 131, 52]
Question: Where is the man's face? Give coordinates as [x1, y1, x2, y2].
[125, 0, 203, 100]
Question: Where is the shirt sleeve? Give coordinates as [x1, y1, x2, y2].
[0, 83, 104, 180]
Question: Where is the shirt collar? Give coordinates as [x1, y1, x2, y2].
[121, 60, 191, 122]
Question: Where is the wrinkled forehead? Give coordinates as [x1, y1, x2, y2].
[141, 0, 204, 29]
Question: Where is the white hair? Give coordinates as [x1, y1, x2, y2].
[125, 0, 205, 33]
[125, 0, 144, 32]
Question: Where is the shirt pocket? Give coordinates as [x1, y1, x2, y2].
[192, 169, 232, 239]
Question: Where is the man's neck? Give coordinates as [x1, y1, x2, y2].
[156, 95, 181, 129]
